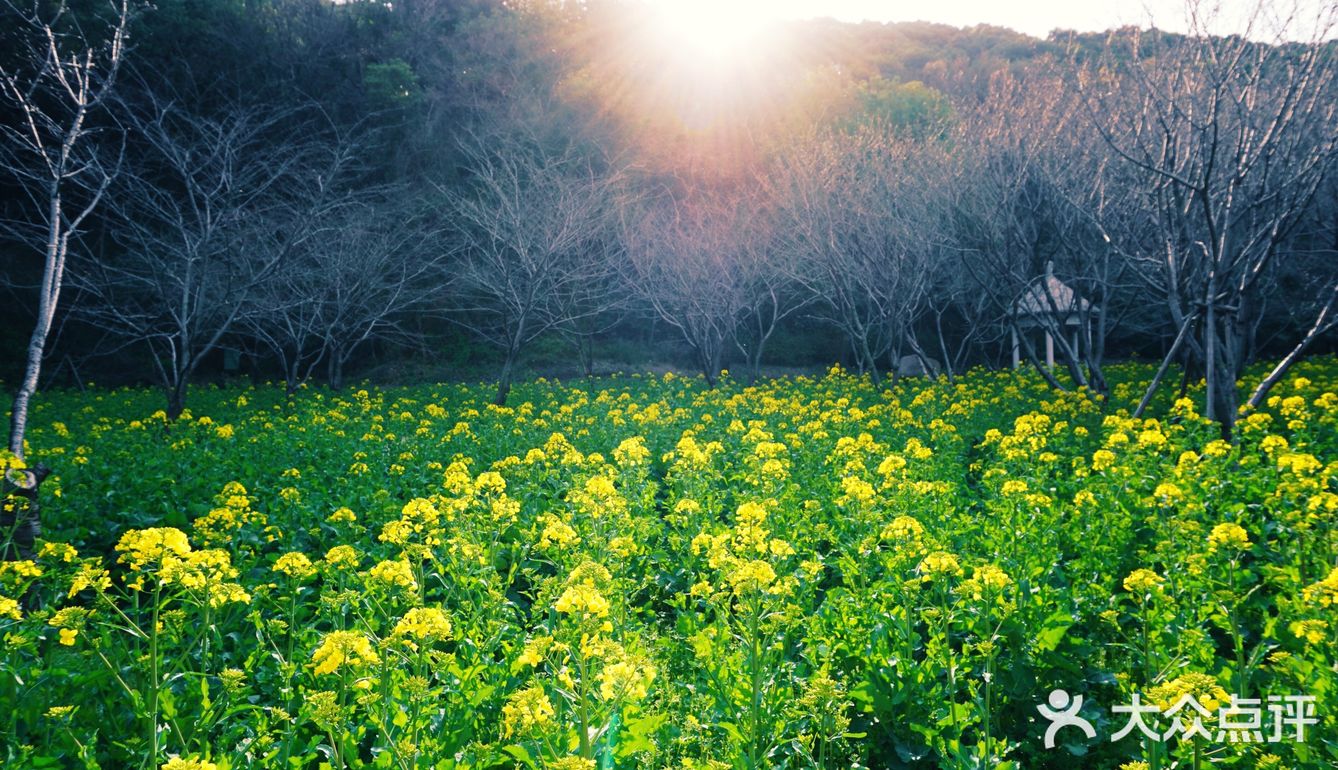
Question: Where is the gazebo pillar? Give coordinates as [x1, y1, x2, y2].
[1012, 270, 1098, 374]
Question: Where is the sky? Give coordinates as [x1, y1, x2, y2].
[656, 0, 1338, 42]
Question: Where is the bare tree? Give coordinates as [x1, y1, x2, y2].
[921, 252, 994, 383]
[1, 0, 134, 458]
[769, 127, 933, 385]
[1080, 2, 1338, 433]
[549, 233, 629, 378]
[72, 88, 348, 416]
[946, 69, 1128, 393]
[731, 193, 809, 383]
[441, 127, 620, 404]
[1246, 283, 1338, 409]
[622, 184, 753, 387]
[242, 193, 443, 392]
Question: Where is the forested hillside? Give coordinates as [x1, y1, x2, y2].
[2, 1, 1335, 425]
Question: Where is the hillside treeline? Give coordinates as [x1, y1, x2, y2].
[2, 0, 1335, 433]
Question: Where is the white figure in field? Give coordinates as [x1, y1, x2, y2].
[1037, 689, 1097, 748]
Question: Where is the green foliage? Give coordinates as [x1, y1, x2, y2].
[363, 59, 420, 108]
[1, 359, 1335, 768]
[846, 78, 954, 139]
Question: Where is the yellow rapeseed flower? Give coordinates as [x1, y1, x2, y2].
[401, 498, 438, 523]
[115, 527, 191, 573]
[1207, 522, 1251, 553]
[1301, 567, 1338, 607]
[327, 507, 357, 523]
[614, 436, 650, 466]
[1146, 672, 1229, 712]
[160, 756, 218, 770]
[273, 552, 316, 581]
[1153, 482, 1183, 502]
[918, 551, 962, 580]
[1091, 450, 1116, 471]
[598, 659, 655, 701]
[839, 476, 876, 504]
[67, 562, 111, 597]
[500, 685, 555, 738]
[726, 559, 777, 595]
[379, 520, 414, 546]
[311, 630, 381, 675]
[367, 559, 417, 591]
[392, 607, 453, 643]
[538, 514, 579, 549]
[1123, 569, 1164, 594]
[1, 560, 43, 581]
[555, 583, 610, 618]
[37, 542, 78, 562]
[323, 545, 361, 570]
[474, 471, 506, 495]
[735, 501, 768, 527]
[516, 636, 552, 668]
[958, 564, 1011, 601]
[1289, 619, 1328, 645]
[880, 515, 925, 543]
[976, 564, 1011, 590]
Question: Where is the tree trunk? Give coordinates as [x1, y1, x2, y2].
[934, 311, 957, 385]
[1203, 269, 1231, 433]
[1015, 322, 1069, 391]
[887, 338, 904, 387]
[1046, 320, 1089, 389]
[700, 343, 721, 388]
[748, 347, 764, 384]
[326, 349, 346, 390]
[1247, 285, 1337, 410]
[9, 347, 44, 459]
[859, 336, 882, 387]
[1085, 359, 1108, 397]
[167, 379, 188, 421]
[1134, 311, 1196, 419]
[1176, 345, 1194, 401]
[905, 332, 941, 382]
[495, 348, 517, 405]
[1, 464, 51, 559]
[579, 335, 595, 377]
[8, 193, 66, 460]
[1205, 314, 1239, 439]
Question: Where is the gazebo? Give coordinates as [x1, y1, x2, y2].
[1009, 263, 1095, 371]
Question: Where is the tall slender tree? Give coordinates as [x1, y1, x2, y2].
[2, 0, 135, 459]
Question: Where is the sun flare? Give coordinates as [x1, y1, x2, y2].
[644, 0, 780, 62]
[584, 1, 811, 173]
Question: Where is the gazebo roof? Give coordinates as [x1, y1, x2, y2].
[1011, 274, 1093, 319]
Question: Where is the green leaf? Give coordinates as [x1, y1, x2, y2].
[1035, 611, 1074, 652]
[617, 712, 668, 756]
[501, 744, 537, 769]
